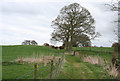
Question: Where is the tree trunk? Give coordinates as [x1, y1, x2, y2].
[65, 39, 69, 51]
[117, 13, 120, 79]
[69, 25, 74, 51]
[66, 42, 69, 51]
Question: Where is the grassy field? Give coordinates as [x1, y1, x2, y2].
[2, 45, 63, 62]
[73, 47, 113, 53]
[57, 48, 113, 79]
[2, 45, 113, 79]
[2, 45, 64, 79]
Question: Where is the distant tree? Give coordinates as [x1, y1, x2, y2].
[112, 42, 119, 47]
[112, 42, 120, 53]
[44, 43, 49, 46]
[26, 40, 30, 45]
[22, 42, 25, 45]
[51, 3, 99, 51]
[31, 40, 38, 45]
[22, 40, 38, 45]
[22, 40, 30, 45]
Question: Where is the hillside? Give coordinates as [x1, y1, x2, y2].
[2, 45, 113, 79]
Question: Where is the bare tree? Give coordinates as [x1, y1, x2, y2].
[105, 1, 120, 79]
[51, 3, 99, 51]
[105, 0, 120, 44]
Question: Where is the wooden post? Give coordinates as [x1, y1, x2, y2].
[59, 58, 61, 65]
[53, 56, 55, 60]
[54, 58, 60, 78]
[34, 63, 37, 81]
[43, 56, 44, 62]
[73, 51, 76, 56]
[50, 60, 53, 79]
[58, 58, 61, 72]
[62, 54, 65, 67]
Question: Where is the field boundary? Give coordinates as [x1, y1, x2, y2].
[13, 54, 65, 81]
[75, 49, 113, 54]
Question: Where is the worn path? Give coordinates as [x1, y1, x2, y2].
[57, 54, 110, 79]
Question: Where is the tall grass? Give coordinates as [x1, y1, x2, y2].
[109, 64, 118, 78]
[14, 54, 61, 66]
[2, 45, 64, 79]
[82, 55, 106, 66]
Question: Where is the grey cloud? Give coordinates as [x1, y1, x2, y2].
[0, 1, 118, 46]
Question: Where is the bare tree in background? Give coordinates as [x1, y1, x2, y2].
[105, 0, 120, 44]
[105, 0, 120, 79]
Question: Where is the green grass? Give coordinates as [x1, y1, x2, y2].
[2, 45, 64, 62]
[2, 45, 64, 79]
[73, 47, 114, 52]
[57, 54, 111, 79]
[2, 45, 113, 79]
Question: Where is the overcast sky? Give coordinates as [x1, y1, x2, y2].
[0, 0, 118, 47]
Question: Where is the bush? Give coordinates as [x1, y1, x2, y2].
[112, 42, 120, 52]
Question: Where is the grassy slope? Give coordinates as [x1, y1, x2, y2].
[57, 47, 113, 79]
[58, 54, 111, 79]
[2, 45, 62, 62]
[73, 47, 113, 64]
[2, 45, 63, 79]
[73, 47, 113, 52]
[2, 45, 112, 79]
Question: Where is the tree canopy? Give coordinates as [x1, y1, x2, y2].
[51, 3, 97, 50]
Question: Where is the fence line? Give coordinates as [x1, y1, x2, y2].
[31, 66, 51, 79]
[75, 49, 113, 54]
[13, 54, 65, 81]
[14, 63, 48, 80]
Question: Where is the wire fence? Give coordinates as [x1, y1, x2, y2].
[74, 47, 114, 54]
[75, 49, 113, 54]
[13, 54, 65, 81]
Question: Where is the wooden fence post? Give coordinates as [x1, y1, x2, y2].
[50, 60, 54, 79]
[62, 54, 65, 62]
[59, 58, 61, 65]
[43, 56, 44, 62]
[58, 58, 61, 72]
[73, 51, 76, 56]
[34, 63, 37, 81]
[54, 58, 60, 78]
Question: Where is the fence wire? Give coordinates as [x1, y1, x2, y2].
[14, 54, 65, 80]
[14, 63, 51, 81]
[53, 55, 65, 79]
[31, 66, 51, 80]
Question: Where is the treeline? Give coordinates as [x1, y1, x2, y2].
[44, 43, 64, 50]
